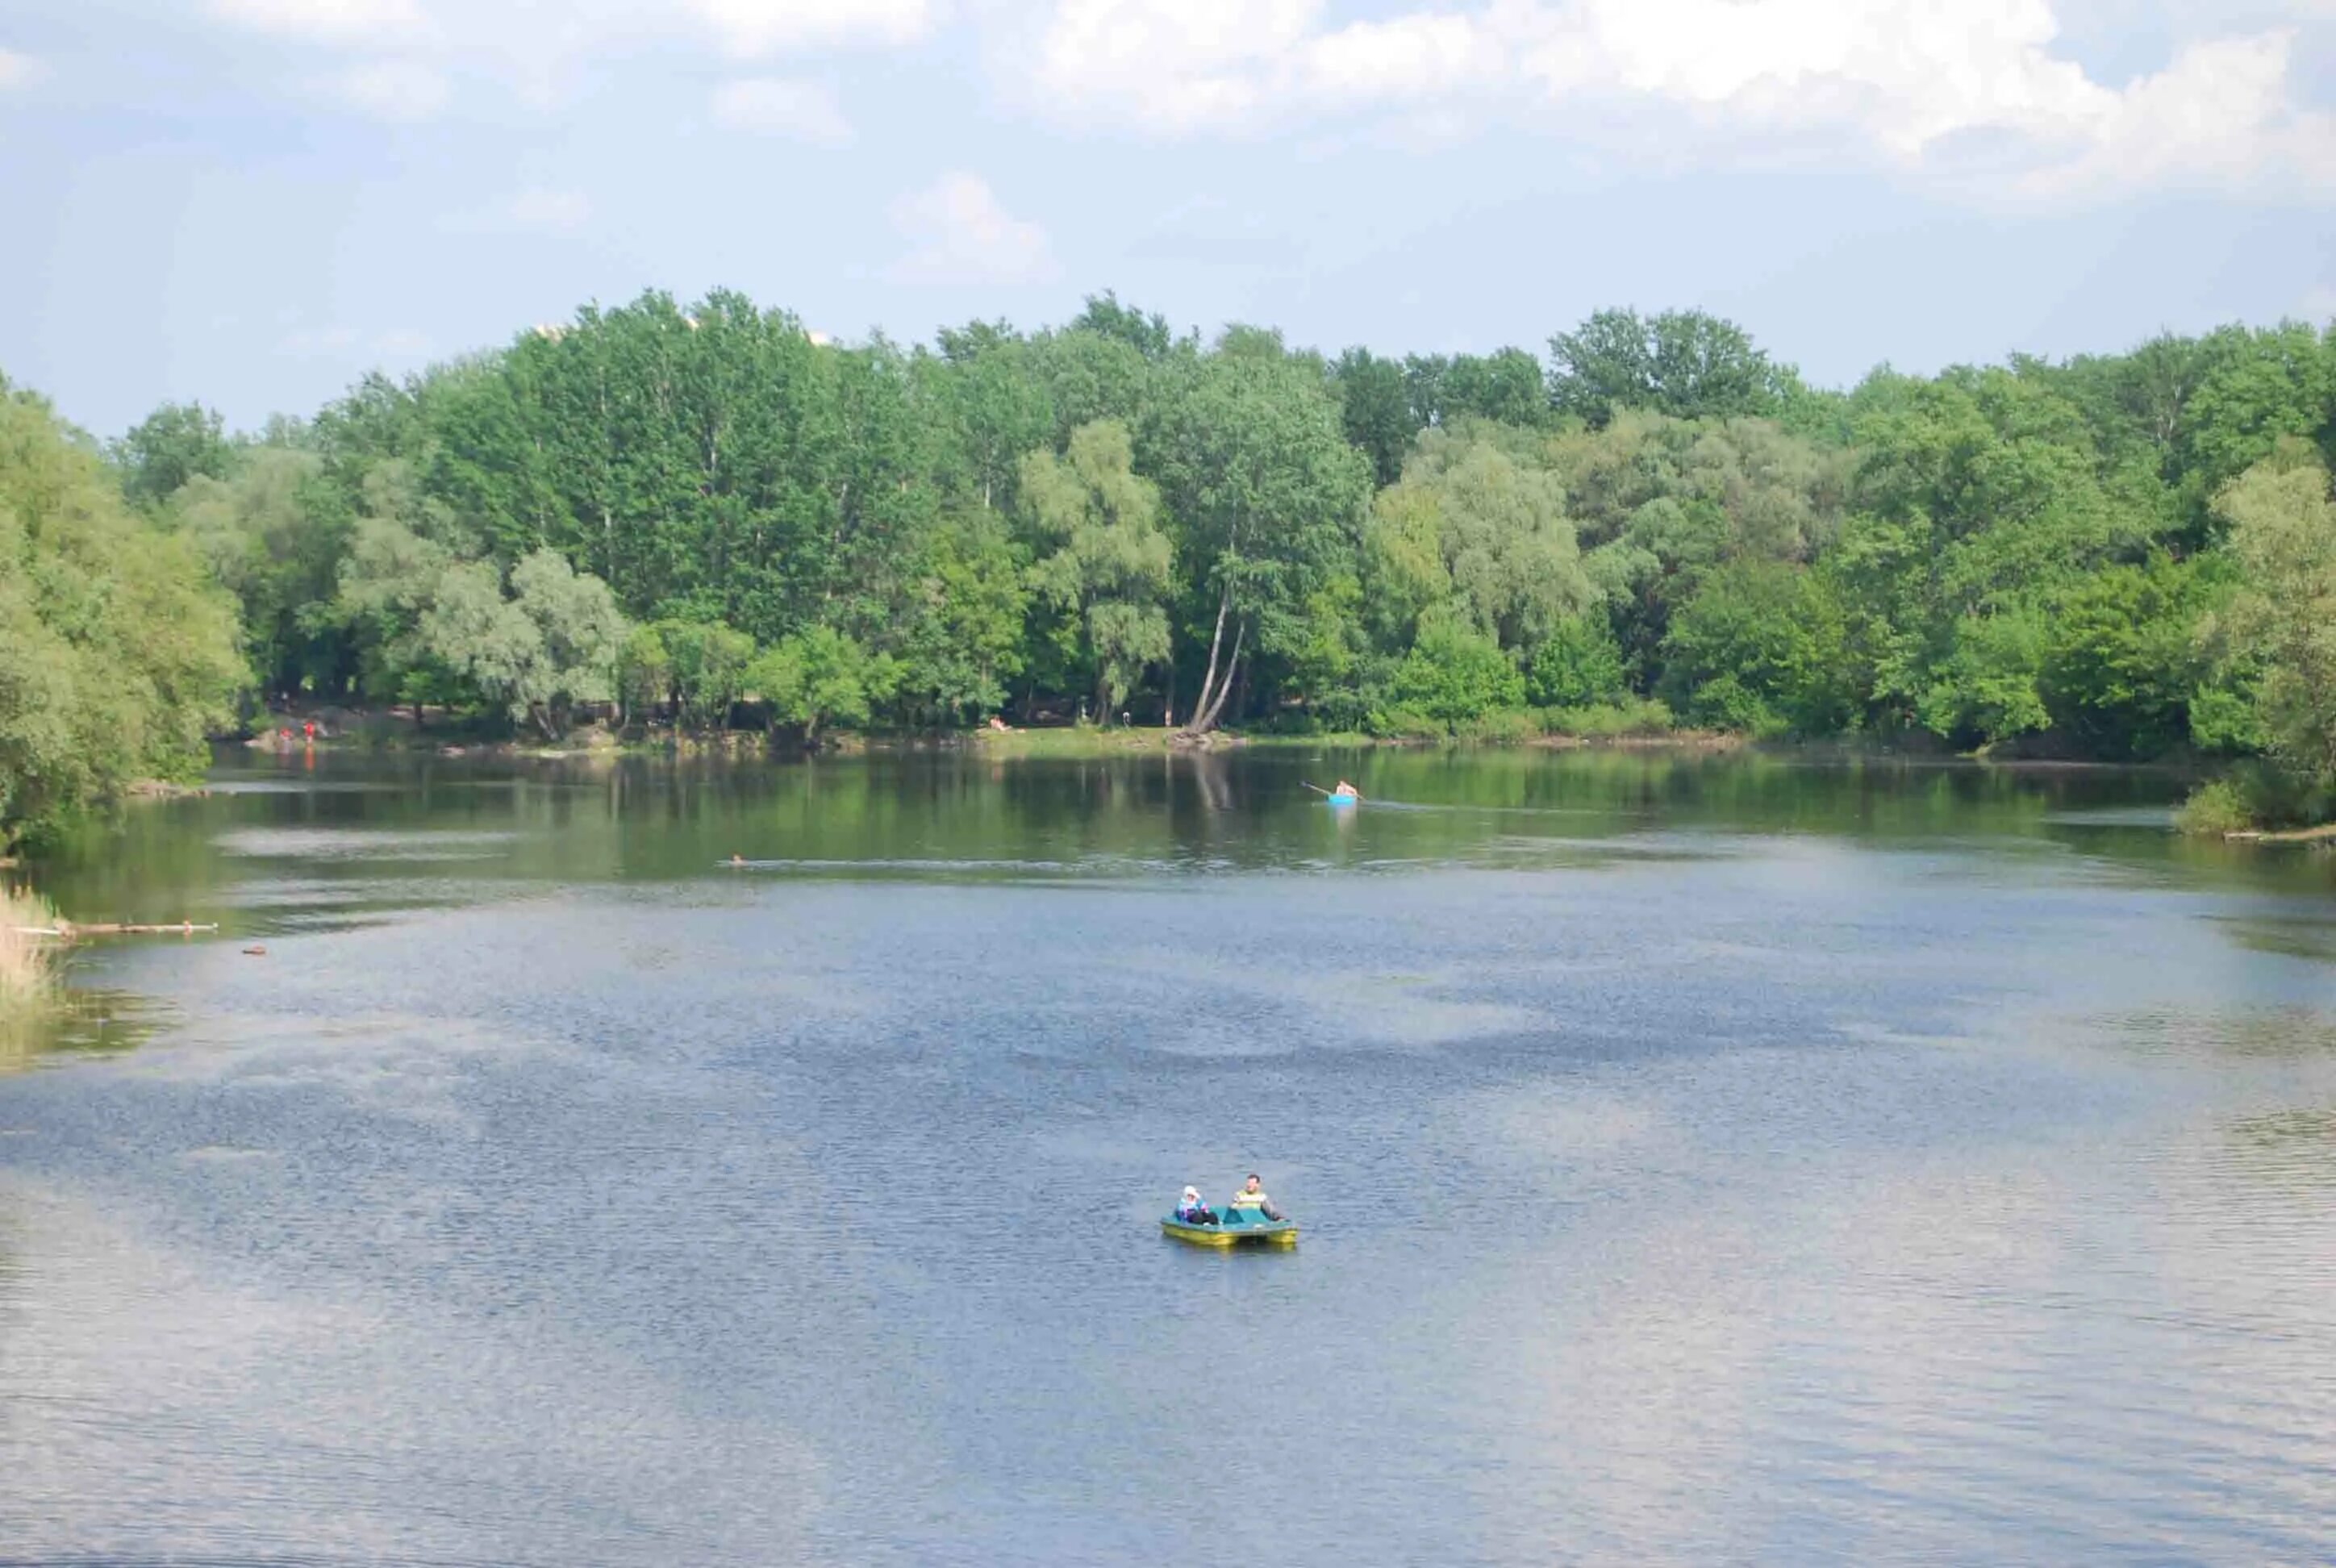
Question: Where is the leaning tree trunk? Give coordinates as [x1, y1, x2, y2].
[1180, 582, 1236, 736]
[1184, 619, 1245, 737]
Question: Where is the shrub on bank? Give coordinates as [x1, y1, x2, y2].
[2174, 779, 2254, 836]
[1454, 707, 1543, 744]
[2175, 765, 2333, 836]
[1539, 698, 1676, 738]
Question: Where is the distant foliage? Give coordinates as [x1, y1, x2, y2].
[23, 290, 2335, 807]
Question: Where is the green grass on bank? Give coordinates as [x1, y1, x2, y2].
[962, 699, 1701, 757]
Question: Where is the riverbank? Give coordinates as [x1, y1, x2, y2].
[2222, 822, 2336, 844]
[2174, 774, 2335, 842]
[238, 703, 1744, 761]
[903, 724, 1749, 759]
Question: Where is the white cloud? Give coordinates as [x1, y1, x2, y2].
[1023, 0, 2336, 198]
[2019, 31, 2336, 196]
[0, 48, 44, 90]
[325, 57, 452, 120]
[888, 171, 1055, 285]
[711, 77, 853, 143]
[208, 0, 430, 45]
[690, 0, 935, 56]
[1031, 0, 1320, 134]
[161, 0, 2336, 198]
[507, 187, 592, 231]
[194, 0, 939, 120]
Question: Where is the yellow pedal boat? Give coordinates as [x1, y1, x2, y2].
[1161, 1212, 1298, 1248]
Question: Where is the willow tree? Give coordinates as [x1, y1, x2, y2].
[2209, 452, 2336, 793]
[1021, 419, 1171, 719]
[1373, 428, 1591, 656]
[0, 382, 244, 844]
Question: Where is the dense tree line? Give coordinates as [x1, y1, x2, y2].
[6, 293, 2334, 840]
[0, 378, 244, 844]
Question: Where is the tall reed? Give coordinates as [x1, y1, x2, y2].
[0, 885, 65, 1024]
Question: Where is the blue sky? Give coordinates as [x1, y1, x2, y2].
[2, 0, 2331, 437]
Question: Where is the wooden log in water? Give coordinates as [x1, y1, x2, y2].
[77, 921, 219, 936]
[8, 920, 221, 938]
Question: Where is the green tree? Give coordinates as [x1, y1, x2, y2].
[929, 321, 1053, 514]
[1333, 348, 1414, 486]
[1541, 410, 1847, 686]
[1070, 291, 1175, 361]
[1379, 613, 1525, 730]
[2041, 554, 2213, 758]
[1021, 420, 1173, 718]
[748, 625, 898, 746]
[895, 511, 1027, 724]
[1029, 327, 1152, 444]
[0, 383, 244, 844]
[331, 518, 458, 719]
[1659, 561, 1855, 736]
[1401, 349, 1550, 432]
[1141, 349, 1372, 733]
[2180, 323, 2334, 519]
[615, 622, 672, 730]
[2205, 453, 2336, 793]
[113, 400, 235, 511]
[167, 444, 354, 697]
[1378, 427, 1591, 655]
[1528, 614, 1629, 707]
[1441, 348, 1550, 428]
[507, 548, 627, 736]
[1549, 309, 1790, 427]
[1825, 368, 2130, 738]
[656, 619, 758, 733]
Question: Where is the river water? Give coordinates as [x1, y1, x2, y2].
[3, 747, 2334, 1566]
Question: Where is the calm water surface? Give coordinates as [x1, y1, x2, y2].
[3, 747, 2334, 1566]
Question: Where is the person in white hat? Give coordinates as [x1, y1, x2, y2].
[1175, 1185, 1218, 1224]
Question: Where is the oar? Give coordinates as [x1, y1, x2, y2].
[1301, 782, 1332, 796]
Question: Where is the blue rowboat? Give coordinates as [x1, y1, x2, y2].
[1161, 1211, 1299, 1248]
[1323, 793, 1358, 807]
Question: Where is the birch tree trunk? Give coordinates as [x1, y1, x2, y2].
[1186, 619, 1245, 736]
[1181, 580, 1234, 735]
